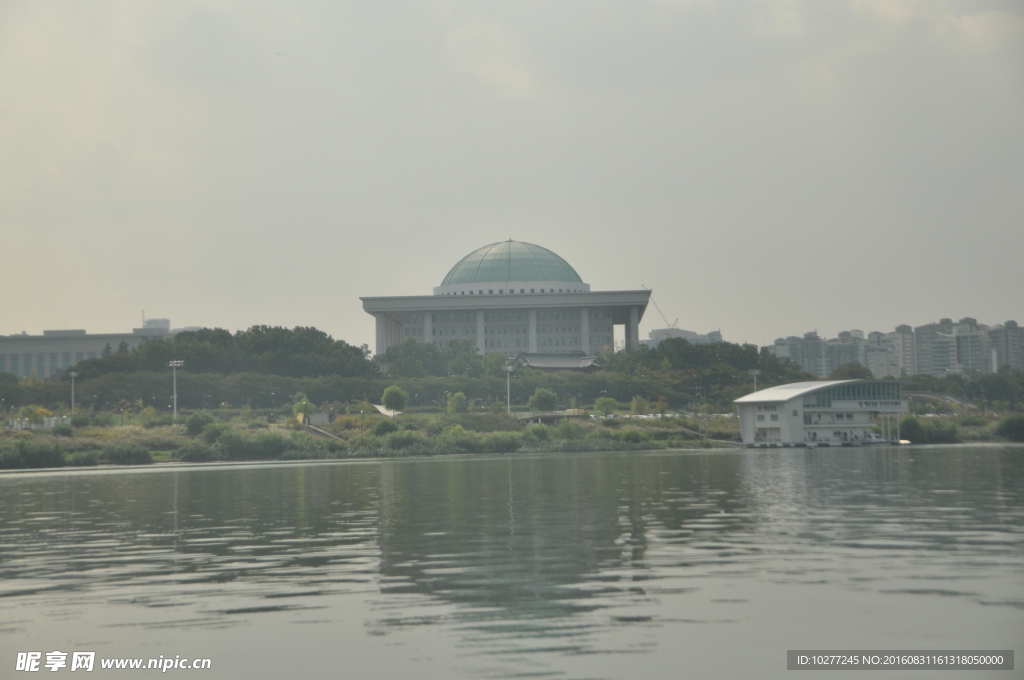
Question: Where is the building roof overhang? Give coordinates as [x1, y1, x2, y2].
[362, 290, 651, 322]
[733, 380, 860, 404]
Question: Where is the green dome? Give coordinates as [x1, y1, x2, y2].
[441, 241, 583, 286]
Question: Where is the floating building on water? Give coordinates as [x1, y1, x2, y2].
[734, 380, 908, 447]
[361, 240, 651, 362]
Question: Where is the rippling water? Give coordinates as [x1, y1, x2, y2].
[2, 446, 1022, 679]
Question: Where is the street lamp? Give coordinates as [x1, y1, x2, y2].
[504, 365, 514, 415]
[69, 371, 79, 415]
[748, 369, 761, 393]
[168, 360, 184, 421]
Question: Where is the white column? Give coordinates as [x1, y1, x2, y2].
[528, 309, 538, 353]
[580, 307, 590, 355]
[476, 310, 486, 354]
[627, 306, 639, 350]
[375, 315, 386, 356]
[424, 312, 433, 346]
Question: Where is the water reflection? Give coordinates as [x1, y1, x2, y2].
[1, 447, 1022, 679]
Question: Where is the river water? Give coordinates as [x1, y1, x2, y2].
[2, 445, 1022, 679]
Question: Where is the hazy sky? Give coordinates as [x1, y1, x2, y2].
[2, 0, 1022, 350]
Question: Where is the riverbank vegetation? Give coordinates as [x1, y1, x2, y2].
[0, 397, 740, 469]
[2, 325, 1023, 468]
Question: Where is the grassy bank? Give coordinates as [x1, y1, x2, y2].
[0, 411, 739, 470]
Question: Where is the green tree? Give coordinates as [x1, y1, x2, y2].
[829, 363, 874, 380]
[381, 385, 409, 415]
[292, 393, 316, 422]
[594, 396, 618, 416]
[16, 405, 51, 425]
[996, 414, 1024, 442]
[452, 392, 468, 413]
[630, 396, 651, 415]
[528, 388, 557, 412]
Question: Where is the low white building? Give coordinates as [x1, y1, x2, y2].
[734, 380, 908, 447]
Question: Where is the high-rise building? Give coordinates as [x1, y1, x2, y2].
[885, 325, 916, 377]
[914, 318, 955, 376]
[988, 321, 1023, 370]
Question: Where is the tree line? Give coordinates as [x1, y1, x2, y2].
[3, 325, 1020, 414]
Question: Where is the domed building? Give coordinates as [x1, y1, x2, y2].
[361, 240, 651, 361]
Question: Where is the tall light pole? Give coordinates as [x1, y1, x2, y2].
[748, 369, 761, 393]
[169, 360, 184, 421]
[505, 365, 514, 415]
[69, 371, 78, 415]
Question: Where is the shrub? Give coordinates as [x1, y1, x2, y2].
[958, 415, 987, 428]
[527, 424, 550, 441]
[555, 420, 583, 440]
[202, 422, 230, 444]
[177, 440, 216, 462]
[620, 429, 646, 443]
[372, 419, 399, 436]
[67, 451, 101, 466]
[439, 424, 482, 452]
[0, 440, 65, 469]
[70, 416, 91, 428]
[216, 429, 289, 460]
[481, 432, 523, 453]
[248, 421, 269, 430]
[899, 415, 959, 444]
[104, 443, 153, 465]
[386, 431, 424, 450]
[52, 424, 74, 438]
[186, 413, 215, 437]
[996, 415, 1024, 442]
[145, 415, 174, 429]
[91, 414, 113, 427]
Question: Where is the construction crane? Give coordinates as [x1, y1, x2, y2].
[641, 285, 678, 329]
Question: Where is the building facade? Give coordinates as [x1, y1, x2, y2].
[361, 241, 651, 358]
[989, 321, 1023, 371]
[766, 318, 1019, 378]
[734, 380, 908, 447]
[642, 328, 722, 349]
[0, 319, 181, 379]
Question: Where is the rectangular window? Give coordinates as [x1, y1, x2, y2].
[756, 415, 765, 422]
[37, 354, 45, 377]
[0, 355, 5, 373]
[770, 414, 779, 421]
[10, 355, 19, 375]
[62, 353, 71, 368]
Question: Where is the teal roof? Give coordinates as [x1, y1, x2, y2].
[441, 241, 584, 286]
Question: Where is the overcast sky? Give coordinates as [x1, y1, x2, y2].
[2, 0, 1021, 350]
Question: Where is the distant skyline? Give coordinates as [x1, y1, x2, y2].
[2, 1, 1021, 351]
